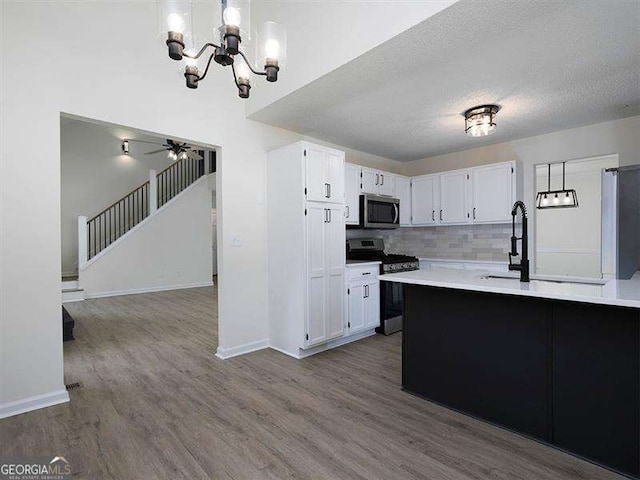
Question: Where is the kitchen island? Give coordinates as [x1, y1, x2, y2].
[381, 267, 640, 478]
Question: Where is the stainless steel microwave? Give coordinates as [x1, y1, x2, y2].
[359, 194, 400, 229]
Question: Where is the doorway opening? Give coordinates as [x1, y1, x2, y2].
[59, 113, 221, 388]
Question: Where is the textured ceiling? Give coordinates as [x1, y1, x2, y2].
[249, 0, 640, 161]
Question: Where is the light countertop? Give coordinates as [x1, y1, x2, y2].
[380, 267, 640, 309]
[346, 260, 381, 267]
[419, 258, 505, 265]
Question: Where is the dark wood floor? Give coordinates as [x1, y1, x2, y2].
[0, 286, 625, 479]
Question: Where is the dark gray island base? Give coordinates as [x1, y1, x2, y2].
[402, 284, 640, 478]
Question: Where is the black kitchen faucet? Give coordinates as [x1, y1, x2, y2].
[508, 201, 530, 282]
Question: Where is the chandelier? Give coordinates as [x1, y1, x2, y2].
[160, 0, 286, 99]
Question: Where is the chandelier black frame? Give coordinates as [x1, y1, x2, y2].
[163, 2, 283, 99]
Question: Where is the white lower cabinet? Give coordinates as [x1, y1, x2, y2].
[346, 265, 380, 334]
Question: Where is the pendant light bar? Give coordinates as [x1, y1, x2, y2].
[536, 162, 579, 209]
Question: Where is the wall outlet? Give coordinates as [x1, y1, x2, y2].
[231, 235, 242, 247]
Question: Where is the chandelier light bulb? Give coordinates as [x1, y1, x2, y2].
[564, 192, 571, 204]
[168, 150, 178, 161]
[167, 13, 185, 33]
[223, 7, 241, 27]
[553, 193, 560, 205]
[542, 194, 548, 206]
[179, 151, 188, 161]
[265, 39, 280, 60]
[236, 63, 251, 82]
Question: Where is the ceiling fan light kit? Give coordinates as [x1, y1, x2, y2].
[159, 0, 286, 99]
[464, 104, 500, 137]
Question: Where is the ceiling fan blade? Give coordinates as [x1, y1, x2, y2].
[144, 148, 168, 155]
[186, 150, 203, 161]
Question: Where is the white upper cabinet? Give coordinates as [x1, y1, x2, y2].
[344, 163, 361, 225]
[440, 170, 470, 224]
[305, 143, 344, 204]
[379, 172, 395, 197]
[395, 175, 412, 226]
[361, 167, 379, 195]
[411, 174, 440, 225]
[471, 161, 516, 223]
[361, 167, 395, 197]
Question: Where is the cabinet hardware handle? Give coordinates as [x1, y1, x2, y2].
[440, 209, 443, 221]
[375, 174, 379, 185]
[325, 183, 330, 198]
[432, 210, 435, 222]
[328, 183, 331, 198]
[328, 209, 332, 223]
[345, 205, 350, 218]
[473, 207, 476, 220]
[362, 272, 371, 275]
[381, 174, 384, 186]
[324, 209, 329, 223]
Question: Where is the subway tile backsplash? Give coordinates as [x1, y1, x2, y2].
[347, 225, 511, 261]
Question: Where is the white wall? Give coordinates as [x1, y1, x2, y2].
[61, 119, 176, 275]
[247, 0, 457, 116]
[400, 116, 640, 267]
[81, 177, 213, 297]
[535, 156, 618, 277]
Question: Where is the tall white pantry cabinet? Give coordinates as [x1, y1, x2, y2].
[267, 141, 346, 358]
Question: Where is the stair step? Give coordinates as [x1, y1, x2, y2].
[62, 288, 85, 303]
[62, 280, 79, 290]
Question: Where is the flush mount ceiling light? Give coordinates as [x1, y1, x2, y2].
[536, 162, 579, 209]
[464, 104, 500, 137]
[159, 0, 286, 99]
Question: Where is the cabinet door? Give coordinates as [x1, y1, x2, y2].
[327, 149, 345, 204]
[348, 284, 366, 332]
[326, 273, 345, 340]
[361, 167, 379, 195]
[472, 162, 514, 223]
[395, 176, 411, 226]
[440, 170, 469, 224]
[325, 205, 345, 340]
[378, 172, 395, 197]
[411, 175, 439, 225]
[344, 164, 361, 225]
[364, 281, 380, 328]
[306, 204, 327, 346]
[305, 144, 329, 203]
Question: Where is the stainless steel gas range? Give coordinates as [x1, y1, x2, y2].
[346, 238, 419, 335]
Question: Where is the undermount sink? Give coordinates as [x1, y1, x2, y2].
[480, 274, 607, 286]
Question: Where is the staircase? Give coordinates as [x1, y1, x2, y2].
[63, 155, 207, 303]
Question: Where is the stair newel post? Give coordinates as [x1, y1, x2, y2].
[149, 170, 158, 214]
[78, 216, 88, 269]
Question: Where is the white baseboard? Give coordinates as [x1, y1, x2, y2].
[0, 389, 70, 420]
[269, 328, 377, 360]
[85, 281, 214, 299]
[215, 338, 270, 360]
[298, 328, 377, 358]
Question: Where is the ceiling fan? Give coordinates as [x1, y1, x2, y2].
[144, 139, 204, 161]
